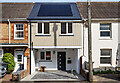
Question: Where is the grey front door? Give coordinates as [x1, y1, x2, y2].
[57, 52, 66, 71]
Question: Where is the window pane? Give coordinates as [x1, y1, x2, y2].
[68, 23, 72, 33]
[16, 24, 24, 30]
[44, 23, 49, 34]
[100, 31, 110, 36]
[41, 52, 45, 60]
[101, 49, 111, 56]
[38, 23, 42, 33]
[100, 24, 110, 30]
[16, 32, 24, 38]
[100, 57, 111, 64]
[17, 55, 22, 62]
[46, 51, 51, 60]
[61, 23, 66, 34]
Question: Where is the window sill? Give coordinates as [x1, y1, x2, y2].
[99, 37, 112, 40]
[100, 64, 112, 67]
[35, 34, 51, 36]
[59, 34, 74, 36]
[14, 38, 24, 40]
[39, 60, 52, 62]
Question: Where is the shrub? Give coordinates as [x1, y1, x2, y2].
[2, 53, 15, 73]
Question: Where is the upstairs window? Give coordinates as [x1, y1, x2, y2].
[14, 24, 24, 39]
[100, 49, 112, 64]
[37, 23, 50, 35]
[100, 24, 111, 38]
[61, 22, 73, 35]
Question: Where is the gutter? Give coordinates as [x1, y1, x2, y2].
[83, 18, 120, 21]
[8, 19, 10, 44]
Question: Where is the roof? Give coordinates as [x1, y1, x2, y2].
[1, 3, 34, 21]
[77, 2, 120, 19]
[28, 3, 81, 20]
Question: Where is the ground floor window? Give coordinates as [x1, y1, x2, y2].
[40, 51, 51, 61]
[0, 49, 3, 62]
[100, 49, 112, 64]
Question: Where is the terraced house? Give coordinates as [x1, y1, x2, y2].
[0, 3, 33, 73]
[28, 3, 83, 74]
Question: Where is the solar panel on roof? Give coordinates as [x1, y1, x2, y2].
[38, 4, 73, 16]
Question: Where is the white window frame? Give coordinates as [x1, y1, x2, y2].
[14, 23, 24, 40]
[0, 49, 3, 61]
[60, 22, 73, 35]
[40, 51, 52, 61]
[36, 22, 50, 36]
[100, 49, 112, 65]
[15, 49, 24, 64]
[100, 23, 111, 38]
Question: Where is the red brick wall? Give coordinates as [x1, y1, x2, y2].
[0, 22, 28, 44]
[0, 23, 9, 43]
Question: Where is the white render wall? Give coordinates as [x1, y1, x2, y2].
[34, 48, 82, 73]
[83, 22, 118, 68]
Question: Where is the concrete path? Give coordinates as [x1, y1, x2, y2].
[21, 71, 85, 82]
[93, 74, 120, 82]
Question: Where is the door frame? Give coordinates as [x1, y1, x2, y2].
[14, 49, 24, 64]
[57, 51, 66, 71]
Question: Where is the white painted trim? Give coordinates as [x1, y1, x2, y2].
[0, 45, 28, 47]
[14, 23, 24, 40]
[0, 49, 3, 59]
[8, 19, 11, 44]
[31, 46, 82, 48]
[30, 20, 82, 22]
[36, 22, 51, 35]
[60, 22, 74, 35]
[84, 18, 120, 21]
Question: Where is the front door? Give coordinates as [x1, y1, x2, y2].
[14, 49, 24, 71]
[57, 52, 66, 71]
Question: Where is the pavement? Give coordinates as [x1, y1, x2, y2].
[21, 71, 85, 82]
[93, 74, 120, 82]
[0, 73, 12, 82]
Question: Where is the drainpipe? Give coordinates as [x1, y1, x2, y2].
[8, 19, 10, 44]
[82, 20, 85, 57]
[30, 21, 32, 74]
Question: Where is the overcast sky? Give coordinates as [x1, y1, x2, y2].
[1, 0, 120, 2]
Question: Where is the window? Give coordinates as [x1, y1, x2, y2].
[61, 22, 73, 35]
[14, 24, 24, 39]
[40, 51, 51, 61]
[0, 49, 3, 62]
[17, 55, 22, 62]
[37, 23, 50, 35]
[100, 49, 112, 64]
[100, 24, 111, 37]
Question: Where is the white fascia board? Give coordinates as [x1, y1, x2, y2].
[30, 46, 82, 48]
[83, 18, 120, 21]
[29, 20, 82, 22]
[0, 45, 28, 47]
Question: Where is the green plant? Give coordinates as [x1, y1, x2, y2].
[93, 69, 115, 75]
[2, 53, 15, 73]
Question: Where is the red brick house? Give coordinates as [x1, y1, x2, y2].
[0, 3, 33, 73]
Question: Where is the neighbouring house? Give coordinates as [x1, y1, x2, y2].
[0, 3, 33, 73]
[77, 2, 120, 71]
[28, 3, 83, 74]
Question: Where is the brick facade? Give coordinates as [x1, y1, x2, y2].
[0, 22, 28, 44]
[0, 23, 9, 43]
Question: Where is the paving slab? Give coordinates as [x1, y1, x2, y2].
[21, 71, 85, 82]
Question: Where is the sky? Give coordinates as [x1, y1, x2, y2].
[1, 0, 120, 2]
